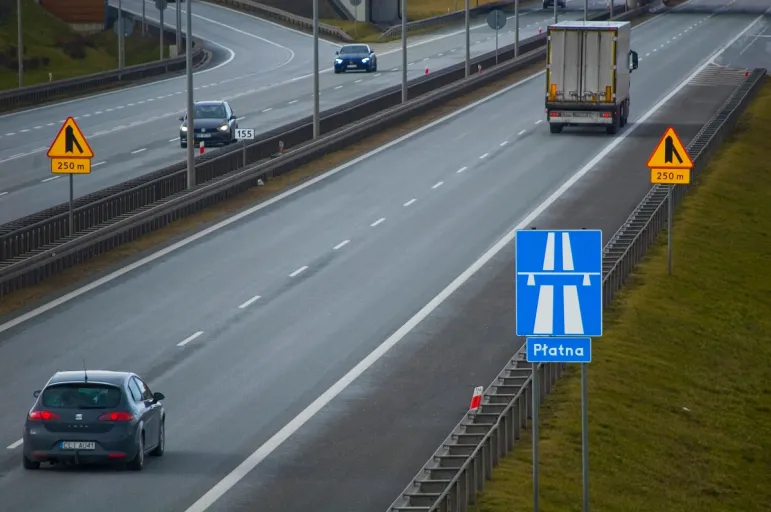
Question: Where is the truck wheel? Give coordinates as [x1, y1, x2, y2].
[606, 116, 619, 135]
[549, 124, 563, 134]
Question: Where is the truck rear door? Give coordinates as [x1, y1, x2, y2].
[548, 28, 616, 104]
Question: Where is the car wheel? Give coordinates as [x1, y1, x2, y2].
[180, 142, 186, 148]
[22, 453, 40, 470]
[373, 62, 377, 72]
[150, 420, 165, 457]
[127, 432, 145, 471]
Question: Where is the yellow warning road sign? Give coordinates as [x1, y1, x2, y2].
[47, 117, 94, 159]
[646, 127, 693, 169]
[51, 158, 91, 175]
[650, 168, 691, 185]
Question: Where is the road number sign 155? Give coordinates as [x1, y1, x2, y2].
[235, 128, 255, 140]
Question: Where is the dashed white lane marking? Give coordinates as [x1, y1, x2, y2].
[288, 100, 298, 104]
[169, 138, 179, 142]
[535, 119, 543, 124]
[0, 192, 8, 197]
[479, 153, 489, 159]
[431, 181, 444, 189]
[355, 79, 363, 83]
[373, 73, 381, 77]
[238, 295, 262, 309]
[289, 266, 308, 277]
[41, 176, 60, 183]
[518, 129, 527, 135]
[93, 161, 106, 167]
[500, 141, 508, 147]
[177, 331, 204, 347]
[456, 166, 467, 173]
[131, 148, 146, 154]
[262, 108, 272, 112]
[5, 132, 14, 136]
[333, 240, 350, 250]
[370, 217, 385, 227]
[403, 198, 416, 207]
[334, 85, 343, 90]
[7, 439, 23, 450]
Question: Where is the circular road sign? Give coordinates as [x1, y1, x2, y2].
[487, 9, 507, 30]
[350, 0, 362, 6]
[155, 0, 168, 11]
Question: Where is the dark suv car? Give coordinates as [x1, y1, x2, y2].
[179, 100, 239, 148]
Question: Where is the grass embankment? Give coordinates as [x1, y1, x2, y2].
[0, 0, 161, 91]
[472, 83, 771, 512]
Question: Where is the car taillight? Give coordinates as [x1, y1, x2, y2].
[98, 412, 134, 422]
[28, 410, 60, 421]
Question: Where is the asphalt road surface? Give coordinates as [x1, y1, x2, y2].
[0, 0, 602, 223]
[0, 3, 765, 512]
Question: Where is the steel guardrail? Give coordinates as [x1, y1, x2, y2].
[0, 8, 648, 296]
[0, 13, 206, 112]
[202, 0, 354, 41]
[1, 7, 641, 264]
[386, 67, 767, 512]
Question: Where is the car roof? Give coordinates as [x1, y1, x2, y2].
[194, 100, 226, 106]
[47, 370, 132, 387]
[341, 44, 369, 49]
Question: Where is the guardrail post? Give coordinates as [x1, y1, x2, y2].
[468, 459, 478, 505]
[458, 468, 469, 512]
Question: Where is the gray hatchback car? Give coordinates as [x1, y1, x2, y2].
[22, 370, 166, 471]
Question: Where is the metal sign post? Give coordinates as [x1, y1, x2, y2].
[17, 0, 23, 87]
[312, 0, 320, 138]
[464, 0, 470, 77]
[351, 0, 361, 38]
[646, 127, 694, 275]
[113, 8, 133, 70]
[176, 0, 182, 52]
[516, 228, 603, 512]
[514, 0, 520, 58]
[235, 129, 255, 167]
[156, 0, 168, 60]
[486, 10, 506, 65]
[554, 0, 558, 24]
[532, 360, 540, 511]
[142, 0, 146, 35]
[185, 0, 195, 188]
[401, 0, 407, 103]
[46, 118, 95, 236]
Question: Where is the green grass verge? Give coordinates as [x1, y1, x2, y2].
[472, 82, 771, 512]
[0, 0, 161, 91]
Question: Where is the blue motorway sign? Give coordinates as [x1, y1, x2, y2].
[526, 337, 592, 363]
[515, 229, 603, 337]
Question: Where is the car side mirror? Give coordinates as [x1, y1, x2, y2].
[628, 50, 638, 72]
[178, 116, 184, 121]
[230, 114, 236, 120]
[335, 50, 339, 55]
[152, 392, 165, 403]
[33, 390, 41, 398]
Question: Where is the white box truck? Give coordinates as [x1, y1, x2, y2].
[545, 20, 639, 135]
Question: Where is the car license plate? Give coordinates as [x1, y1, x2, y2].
[197, 133, 212, 138]
[60, 441, 95, 450]
[347, 64, 356, 68]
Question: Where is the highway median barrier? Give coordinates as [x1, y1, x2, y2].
[0, 7, 648, 299]
[0, 10, 206, 113]
[386, 68, 767, 512]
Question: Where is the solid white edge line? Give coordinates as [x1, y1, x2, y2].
[177, 331, 204, 347]
[0, 4, 725, 333]
[182, 16, 763, 511]
[6, 438, 23, 450]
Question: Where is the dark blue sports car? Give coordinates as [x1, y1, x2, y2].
[334, 44, 378, 73]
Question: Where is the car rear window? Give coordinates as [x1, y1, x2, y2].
[41, 383, 122, 409]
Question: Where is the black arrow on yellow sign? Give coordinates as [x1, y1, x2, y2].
[664, 135, 683, 165]
[65, 126, 84, 154]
